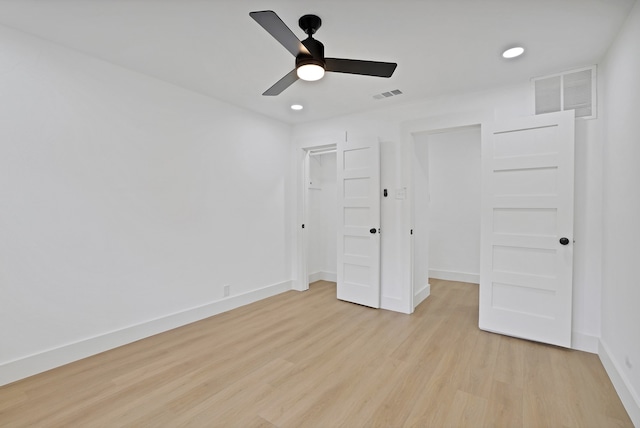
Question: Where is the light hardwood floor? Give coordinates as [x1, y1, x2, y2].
[0, 279, 633, 427]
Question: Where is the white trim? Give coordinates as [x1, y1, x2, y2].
[308, 271, 337, 283]
[429, 269, 480, 284]
[294, 149, 310, 291]
[0, 280, 292, 387]
[570, 331, 599, 354]
[414, 283, 431, 308]
[381, 296, 411, 314]
[598, 340, 640, 427]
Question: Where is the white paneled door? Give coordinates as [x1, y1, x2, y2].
[479, 110, 575, 347]
[336, 139, 381, 308]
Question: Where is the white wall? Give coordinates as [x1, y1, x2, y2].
[599, 1, 640, 424]
[414, 127, 481, 283]
[0, 25, 294, 384]
[308, 152, 337, 281]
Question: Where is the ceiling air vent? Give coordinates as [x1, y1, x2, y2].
[373, 89, 403, 100]
[532, 66, 596, 119]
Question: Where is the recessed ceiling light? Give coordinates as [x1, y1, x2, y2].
[291, 104, 303, 111]
[502, 46, 525, 59]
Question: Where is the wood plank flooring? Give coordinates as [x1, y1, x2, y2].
[0, 279, 633, 427]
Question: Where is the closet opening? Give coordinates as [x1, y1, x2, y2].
[304, 146, 338, 289]
[412, 125, 481, 300]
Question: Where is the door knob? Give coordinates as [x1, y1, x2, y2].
[370, 228, 377, 234]
[559, 237, 570, 245]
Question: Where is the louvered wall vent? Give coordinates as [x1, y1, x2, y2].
[532, 66, 596, 119]
[373, 89, 403, 100]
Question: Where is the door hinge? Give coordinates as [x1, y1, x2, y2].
[302, 224, 305, 229]
[410, 229, 413, 235]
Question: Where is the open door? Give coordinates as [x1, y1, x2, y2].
[336, 138, 381, 308]
[479, 110, 575, 347]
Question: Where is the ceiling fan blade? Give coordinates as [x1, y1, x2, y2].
[250, 10, 310, 57]
[263, 69, 299, 96]
[325, 58, 397, 78]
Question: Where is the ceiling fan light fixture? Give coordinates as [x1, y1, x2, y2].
[296, 57, 325, 81]
[297, 63, 325, 81]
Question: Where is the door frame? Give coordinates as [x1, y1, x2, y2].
[295, 140, 341, 292]
[400, 110, 491, 312]
[411, 124, 482, 302]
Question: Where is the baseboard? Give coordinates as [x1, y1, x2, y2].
[414, 283, 431, 309]
[0, 280, 292, 387]
[381, 295, 411, 314]
[571, 331, 599, 354]
[308, 271, 337, 283]
[599, 339, 640, 427]
[429, 269, 479, 284]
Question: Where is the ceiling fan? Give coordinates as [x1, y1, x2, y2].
[249, 10, 398, 96]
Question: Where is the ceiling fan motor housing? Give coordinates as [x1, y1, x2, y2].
[298, 37, 325, 69]
[299, 14, 322, 35]
[296, 55, 325, 70]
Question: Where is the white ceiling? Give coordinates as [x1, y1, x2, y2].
[0, 0, 635, 124]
